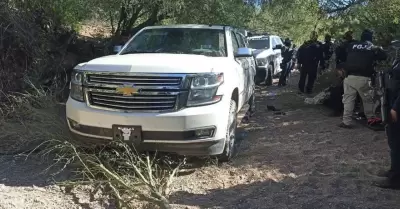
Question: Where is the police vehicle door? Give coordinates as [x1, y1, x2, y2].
[235, 31, 255, 103]
[231, 31, 249, 107]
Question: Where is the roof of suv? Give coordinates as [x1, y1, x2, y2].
[248, 35, 279, 40]
[145, 24, 229, 30]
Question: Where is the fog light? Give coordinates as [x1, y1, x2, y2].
[68, 118, 81, 129]
[194, 128, 215, 138]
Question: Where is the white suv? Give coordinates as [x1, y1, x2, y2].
[66, 24, 256, 161]
[248, 34, 284, 85]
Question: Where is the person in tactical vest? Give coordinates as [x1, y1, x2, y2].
[278, 38, 296, 86]
[338, 29, 388, 128]
[297, 32, 325, 94]
[375, 59, 400, 189]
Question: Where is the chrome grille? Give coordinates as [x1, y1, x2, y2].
[88, 92, 177, 111]
[84, 73, 188, 112]
[87, 74, 182, 86]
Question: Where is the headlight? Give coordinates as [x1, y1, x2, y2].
[187, 73, 223, 107]
[256, 58, 267, 66]
[70, 70, 84, 102]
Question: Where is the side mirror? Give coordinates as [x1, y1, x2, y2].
[235, 47, 253, 57]
[113, 45, 123, 54]
[273, 44, 283, 50]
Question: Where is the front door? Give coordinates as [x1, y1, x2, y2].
[231, 31, 246, 109]
[232, 31, 253, 107]
[235, 31, 255, 103]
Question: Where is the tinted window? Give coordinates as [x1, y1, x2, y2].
[121, 28, 227, 57]
[248, 38, 270, 49]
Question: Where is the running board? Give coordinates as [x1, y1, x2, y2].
[237, 104, 250, 126]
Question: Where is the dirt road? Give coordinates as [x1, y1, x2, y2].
[1, 72, 399, 209]
[170, 73, 400, 209]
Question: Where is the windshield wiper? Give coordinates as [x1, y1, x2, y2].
[120, 50, 158, 55]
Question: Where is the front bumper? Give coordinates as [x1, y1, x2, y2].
[66, 97, 230, 156]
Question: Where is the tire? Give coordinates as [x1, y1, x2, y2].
[218, 99, 238, 162]
[255, 69, 266, 85]
[265, 65, 273, 86]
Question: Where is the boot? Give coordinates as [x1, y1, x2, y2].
[376, 169, 394, 178]
[337, 122, 353, 129]
[374, 176, 400, 190]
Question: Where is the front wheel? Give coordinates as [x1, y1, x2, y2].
[218, 99, 238, 162]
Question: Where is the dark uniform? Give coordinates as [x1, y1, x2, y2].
[335, 31, 355, 69]
[376, 59, 400, 189]
[297, 39, 324, 94]
[339, 29, 387, 128]
[278, 39, 295, 86]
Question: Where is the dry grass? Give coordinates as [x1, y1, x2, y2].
[0, 85, 183, 209]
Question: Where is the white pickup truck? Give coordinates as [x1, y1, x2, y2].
[248, 34, 284, 85]
[66, 24, 256, 161]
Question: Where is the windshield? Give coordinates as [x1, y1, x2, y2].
[248, 38, 270, 49]
[120, 28, 227, 57]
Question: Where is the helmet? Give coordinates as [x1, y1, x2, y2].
[284, 38, 292, 47]
[361, 29, 374, 42]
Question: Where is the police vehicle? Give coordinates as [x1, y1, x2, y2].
[247, 33, 284, 85]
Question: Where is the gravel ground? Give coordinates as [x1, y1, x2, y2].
[1, 71, 399, 209]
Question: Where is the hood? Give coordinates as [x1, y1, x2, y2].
[80, 54, 226, 73]
[252, 49, 272, 58]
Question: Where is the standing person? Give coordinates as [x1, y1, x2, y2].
[338, 29, 388, 128]
[278, 38, 296, 86]
[375, 59, 400, 189]
[335, 31, 355, 69]
[322, 34, 333, 72]
[297, 32, 325, 94]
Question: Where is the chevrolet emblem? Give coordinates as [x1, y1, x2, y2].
[116, 84, 139, 96]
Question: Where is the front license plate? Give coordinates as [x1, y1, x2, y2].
[112, 125, 142, 146]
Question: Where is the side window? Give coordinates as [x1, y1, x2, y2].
[235, 32, 246, 48]
[276, 37, 283, 46]
[231, 31, 239, 54]
[271, 37, 277, 48]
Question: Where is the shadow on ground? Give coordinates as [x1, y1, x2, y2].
[0, 155, 74, 187]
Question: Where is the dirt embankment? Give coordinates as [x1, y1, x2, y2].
[1, 72, 399, 209]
